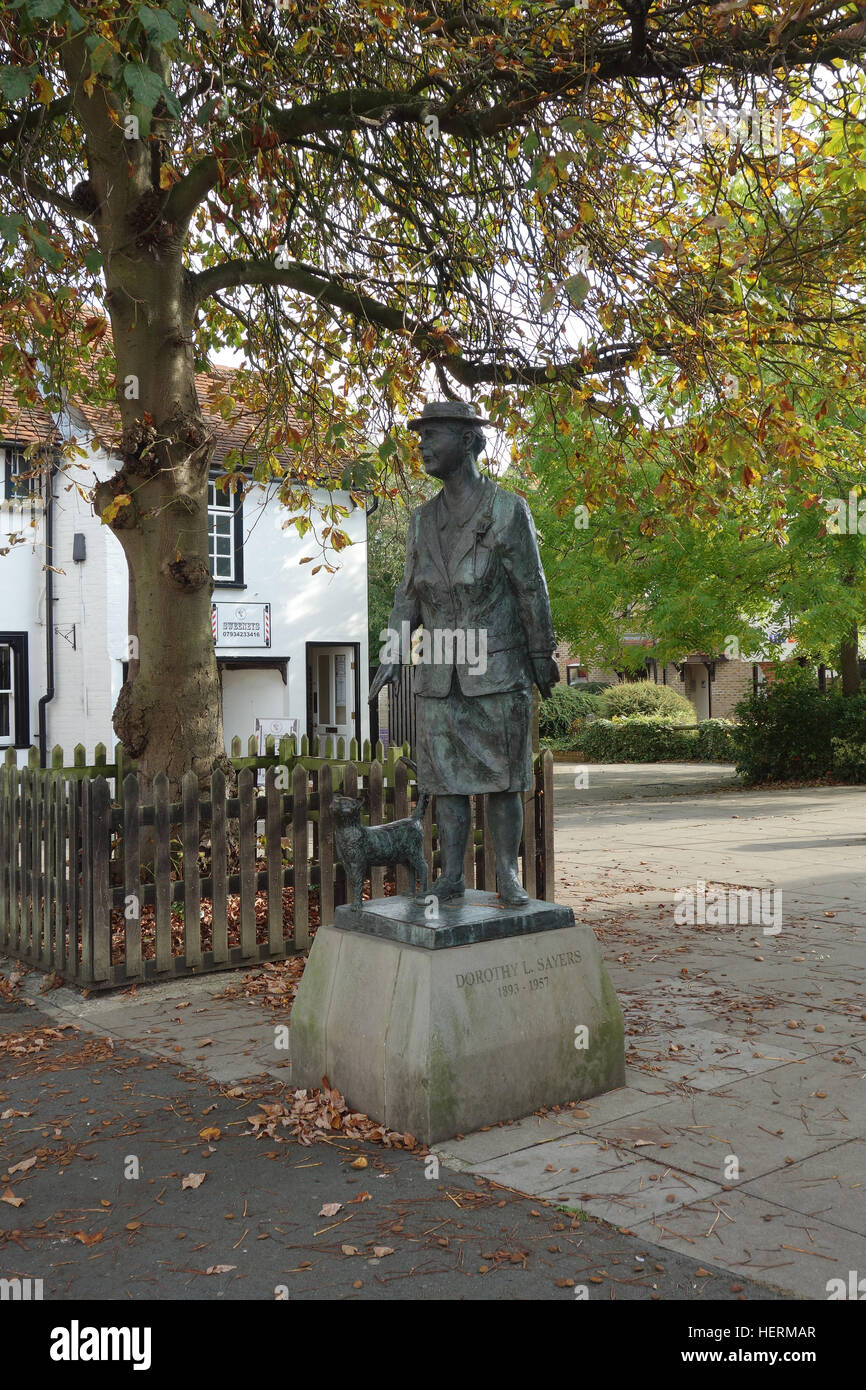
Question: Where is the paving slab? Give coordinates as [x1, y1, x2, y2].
[585, 1091, 849, 1185]
[468, 1132, 640, 1193]
[545, 1158, 721, 1224]
[740, 1140, 866, 1238]
[629, 1189, 866, 1300]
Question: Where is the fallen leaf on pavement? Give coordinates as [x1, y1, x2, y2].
[205, 1264, 236, 1275]
[199, 1128, 221, 1142]
[73, 1230, 104, 1246]
[1, 1188, 25, 1207]
[8, 1156, 36, 1174]
[372, 1246, 394, 1258]
[318, 1202, 342, 1217]
[182, 1172, 207, 1190]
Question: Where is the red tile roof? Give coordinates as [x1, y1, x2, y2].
[0, 339, 306, 472]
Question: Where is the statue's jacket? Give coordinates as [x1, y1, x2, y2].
[387, 475, 556, 699]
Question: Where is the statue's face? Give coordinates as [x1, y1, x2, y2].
[416, 422, 468, 479]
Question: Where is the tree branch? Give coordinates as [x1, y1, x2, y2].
[0, 156, 93, 222]
[191, 254, 643, 387]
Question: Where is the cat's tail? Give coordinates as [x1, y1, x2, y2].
[399, 757, 432, 821]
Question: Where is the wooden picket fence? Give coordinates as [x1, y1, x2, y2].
[0, 740, 556, 991]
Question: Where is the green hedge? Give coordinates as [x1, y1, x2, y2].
[538, 684, 603, 740]
[572, 715, 736, 763]
[733, 669, 866, 783]
[600, 682, 697, 723]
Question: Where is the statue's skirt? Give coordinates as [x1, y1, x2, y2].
[414, 679, 533, 795]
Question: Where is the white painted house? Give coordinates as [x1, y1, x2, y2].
[0, 362, 370, 767]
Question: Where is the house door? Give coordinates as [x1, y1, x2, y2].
[308, 644, 356, 748]
[684, 663, 711, 721]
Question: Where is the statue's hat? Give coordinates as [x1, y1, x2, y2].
[407, 400, 492, 429]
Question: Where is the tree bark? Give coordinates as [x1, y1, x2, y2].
[92, 243, 229, 789]
[840, 626, 861, 697]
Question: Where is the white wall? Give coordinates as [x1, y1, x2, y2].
[215, 484, 370, 748]
[2, 444, 370, 762]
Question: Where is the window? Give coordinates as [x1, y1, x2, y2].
[207, 477, 243, 584]
[0, 635, 29, 748]
[2, 446, 40, 502]
[566, 664, 588, 685]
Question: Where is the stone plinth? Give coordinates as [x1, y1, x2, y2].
[290, 891, 625, 1145]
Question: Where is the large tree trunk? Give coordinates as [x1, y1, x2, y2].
[92, 243, 229, 789]
[840, 626, 861, 697]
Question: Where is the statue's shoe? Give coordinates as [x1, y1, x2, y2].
[429, 873, 466, 902]
[497, 866, 529, 906]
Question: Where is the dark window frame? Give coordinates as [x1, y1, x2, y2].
[0, 633, 30, 748]
[2, 445, 40, 502]
[207, 473, 245, 588]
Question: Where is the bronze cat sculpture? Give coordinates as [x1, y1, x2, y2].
[332, 763, 431, 907]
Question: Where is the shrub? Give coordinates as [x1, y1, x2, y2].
[538, 684, 602, 741]
[600, 681, 696, 723]
[695, 719, 736, 763]
[731, 667, 863, 783]
[578, 715, 698, 762]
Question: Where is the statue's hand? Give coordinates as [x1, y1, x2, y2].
[369, 662, 400, 703]
[531, 655, 560, 700]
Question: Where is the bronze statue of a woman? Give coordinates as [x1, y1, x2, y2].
[369, 402, 559, 905]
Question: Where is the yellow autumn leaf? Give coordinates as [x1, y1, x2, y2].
[159, 164, 180, 190]
[33, 75, 53, 104]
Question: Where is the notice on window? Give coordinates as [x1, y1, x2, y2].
[212, 602, 271, 647]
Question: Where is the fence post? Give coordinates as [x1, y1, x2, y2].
[542, 749, 555, 901]
[80, 778, 93, 982]
[522, 784, 537, 899]
[238, 767, 256, 960]
[154, 773, 172, 975]
[463, 794, 476, 889]
[182, 772, 201, 972]
[368, 759, 384, 899]
[211, 769, 228, 965]
[45, 771, 57, 967]
[123, 773, 142, 981]
[393, 759, 409, 895]
[292, 763, 309, 950]
[68, 774, 81, 978]
[54, 773, 67, 972]
[266, 765, 284, 955]
[318, 761, 334, 927]
[91, 776, 112, 982]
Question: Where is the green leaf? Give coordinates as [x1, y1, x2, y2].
[0, 66, 34, 103]
[84, 247, 103, 273]
[123, 62, 164, 114]
[24, 0, 64, 18]
[522, 131, 539, 157]
[86, 37, 117, 75]
[137, 5, 179, 45]
[0, 213, 26, 245]
[564, 273, 590, 308]
[189, 2, 219, 35]
[377, 437, 396, 461]
[28, 229, 65, 269]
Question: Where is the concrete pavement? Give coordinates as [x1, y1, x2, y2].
[433, 765, 866, 1298]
